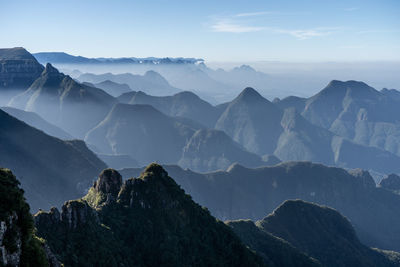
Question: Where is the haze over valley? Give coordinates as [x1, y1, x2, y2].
[1, 1, 399, 266]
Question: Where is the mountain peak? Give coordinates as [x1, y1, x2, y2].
[237, 87, 264, 101]
[43, 63, 60, 75]
[94, 168, 122, 196]
[141, 163, 168, 180]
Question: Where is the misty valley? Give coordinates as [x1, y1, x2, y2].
[1, 44, 400, 267]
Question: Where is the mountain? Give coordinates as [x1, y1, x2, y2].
[119, 161, 400, 251]
[91, 80, 132, 97]
[380, 173, 400, 192]
[118, 90, 220, 128]
[33, 52, 202, 65]
[281, 80, 400, 157]
[257, 200, 400, 267]
[77, 71, 180, 96]
[85, 103, 196, 166]
[0, 47, 44, 105]
[227, 219, 321, 267]
[0, 109, 107, 211]
[0, 168, 60, 266]
[8, 63, 117, 137]
[1, 106, 73, 139]
[34, 164, 264, 266]
[216, 87, 283, 155]
[178, 129, 264, 172]
[216, 87, 400, 174]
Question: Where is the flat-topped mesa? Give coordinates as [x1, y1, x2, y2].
[93, 168, 123, 196]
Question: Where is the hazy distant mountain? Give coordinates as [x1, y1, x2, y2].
[1, 106, 73, 139]
[34, 164, 264, 266]
[34, 52, 202, 65]
[276, 80, 400, 157]
[120, 161, 400, 251]
[0, 109, 107, 211]
[96, 153, 139, 169]
[78, 71, 180, 96]
[256, 200, 400, 267]
[0, 47, 44, 105]
[216, 87, 283, 155]
[9, 63, 117, 137]
[118, 90, 220, 128]
[85, 103, 197, 165]
[90, 80, 132, 97]
[179, 129, 264, 172]
[216, 87, 400, 174]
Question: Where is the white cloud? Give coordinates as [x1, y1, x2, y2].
[211, 20, 264, 33]
[275, 28, 334, 39]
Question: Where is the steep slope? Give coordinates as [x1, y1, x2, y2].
[34, 164, 264, 267]
[0, 168, 59, 267]
[0, 109, 107, 211]
[92, 80, 132, 97]
[1, 106, 73, 139]
[216, 87, 400, 174]
[215, 87, 283, 155]
[380, 173, 400, 193]
[118, 90, 220, 128]
[257, 200, 400, 267]
[179, 129, 264, 172]
[0, 47, 44, 105]
[227, 219, 321, 267]
[8, 63, 117, 137]
[301, 80, 400, 156]
[78, 70, 180, 96]
[120, 162, 400, 251]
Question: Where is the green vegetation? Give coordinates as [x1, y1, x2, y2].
[0, 168, 48, 266]
[35, 164, 264, 266]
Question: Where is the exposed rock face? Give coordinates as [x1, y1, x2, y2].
[0, 47, 44, 105]
[0, 213, 22, 266]
[94, 169, 123, 196]
[380, 174, 400, 192]
[0, 168, 49, 266]
[35, 165, 264, 266]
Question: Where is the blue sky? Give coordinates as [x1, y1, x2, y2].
[1, 0, 399, 61]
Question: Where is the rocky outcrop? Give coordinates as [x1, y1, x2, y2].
[0, 213, 22, 266]
[35, 165, 265, 266]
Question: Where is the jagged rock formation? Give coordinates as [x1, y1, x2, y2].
[0, 109, 107, 211]
[380, 173, 400, 192]
[35, 164, 264, 266]
[256, 200, 400, 267]
[276, 80, 400, 157]
[0, 168, 53, 266]
[120, 161, 400, 252]
[1, 107, 73, 139]
[0, 47, 44, 105]
[8, 63, 117, 137]
[118, 90, 220, 128]
[216, 87, 400, 174]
